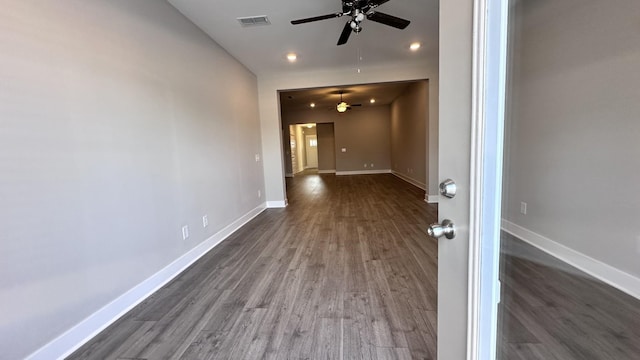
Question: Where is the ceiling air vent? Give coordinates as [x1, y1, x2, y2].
[237, 16, 271, 27]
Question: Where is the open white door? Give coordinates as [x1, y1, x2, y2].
[437, 0, 508, 358]
[436, 0, 475, 357]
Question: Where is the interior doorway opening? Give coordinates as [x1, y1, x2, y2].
[287, 123, 323, 176]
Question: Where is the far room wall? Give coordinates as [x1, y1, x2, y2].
[281, 106, 393, 175]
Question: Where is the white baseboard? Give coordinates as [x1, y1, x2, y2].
[335, 169, 391, 176]
[266, 200, 287, 208]
[27, 204, 267, 360]
[318, 170, 336, 174]
[391, 171, 426, 190]
[502, 220, 640, 300]
[425, 194, 439, 204]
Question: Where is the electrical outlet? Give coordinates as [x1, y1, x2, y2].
[255, 154, 260, 162]
[371, 163, 374, 168]
[364, 163, 368, 168]
[520, 202, 527, 215]
[202, 215, 208, 228]
[341, 148, 347, 153]
[181, 225, 189, 240]
[258, 190, 261, 198]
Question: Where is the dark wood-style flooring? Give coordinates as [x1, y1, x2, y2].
[498, 233, 640, 360]
[69, 174, 439, 359]
[69, 173, 640, 359]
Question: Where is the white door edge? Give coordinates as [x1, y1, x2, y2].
[466, 0, 509, 359]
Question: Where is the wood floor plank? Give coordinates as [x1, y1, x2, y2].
[343, 292, 378, 360]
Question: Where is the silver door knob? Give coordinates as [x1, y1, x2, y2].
[439, 179, 457, 199]
[427, 219, 456, 239]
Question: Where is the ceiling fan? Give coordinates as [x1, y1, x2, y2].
[335, 91, 361, 112]
[291, 0, 410, 46]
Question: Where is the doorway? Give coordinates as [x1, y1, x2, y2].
[288, 123, 319, 176]
[304, 134, 318, 169]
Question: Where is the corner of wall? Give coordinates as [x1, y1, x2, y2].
[501, 219, 640, 301]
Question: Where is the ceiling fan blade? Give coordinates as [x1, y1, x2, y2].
[367, 11, 410, 29]
[368, 0, 390, 7]
[350, 104, 362, 107]
[291, 13, 342, 25]
[337, 21, 352, 45]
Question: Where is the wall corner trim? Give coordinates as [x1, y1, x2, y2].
[391, 171, 426, 190]
[502, 219, 640, 300]
[426, 194, 440, 203]
[26, 204, 268, 360]
[266, 200, 287, 208]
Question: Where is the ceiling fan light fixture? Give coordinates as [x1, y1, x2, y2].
[410, 42, 421, 51]
[337, 101, 348, 113]
[286, 53, 298, 62]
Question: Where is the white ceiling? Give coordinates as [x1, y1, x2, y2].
[168, 0, 439, 77]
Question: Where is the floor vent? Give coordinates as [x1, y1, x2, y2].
[237, 16, 271, 27]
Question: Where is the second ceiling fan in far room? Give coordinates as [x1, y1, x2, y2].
[335, 91, 361, 113]
[291, 0, 411, 46]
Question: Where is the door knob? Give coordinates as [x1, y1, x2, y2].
[439, 179, 457, 199]
[427, 219, 456, 239]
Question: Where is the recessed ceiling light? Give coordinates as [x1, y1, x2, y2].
[410, 42, 421, 51]
[310, 103, 316, 108]
[286, 53, 298, 62]
[370, 98, 376, 104]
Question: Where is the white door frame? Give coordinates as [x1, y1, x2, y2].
[467, 0, 509, 358]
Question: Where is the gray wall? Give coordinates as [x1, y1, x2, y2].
[334, 107, 392, 172]
[503, 0, 640, 278]
[282, 106, 392, 173]
[0, 1, 264, 358]
[317, 123, 336, 172]
[390, 81, 428, 187]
